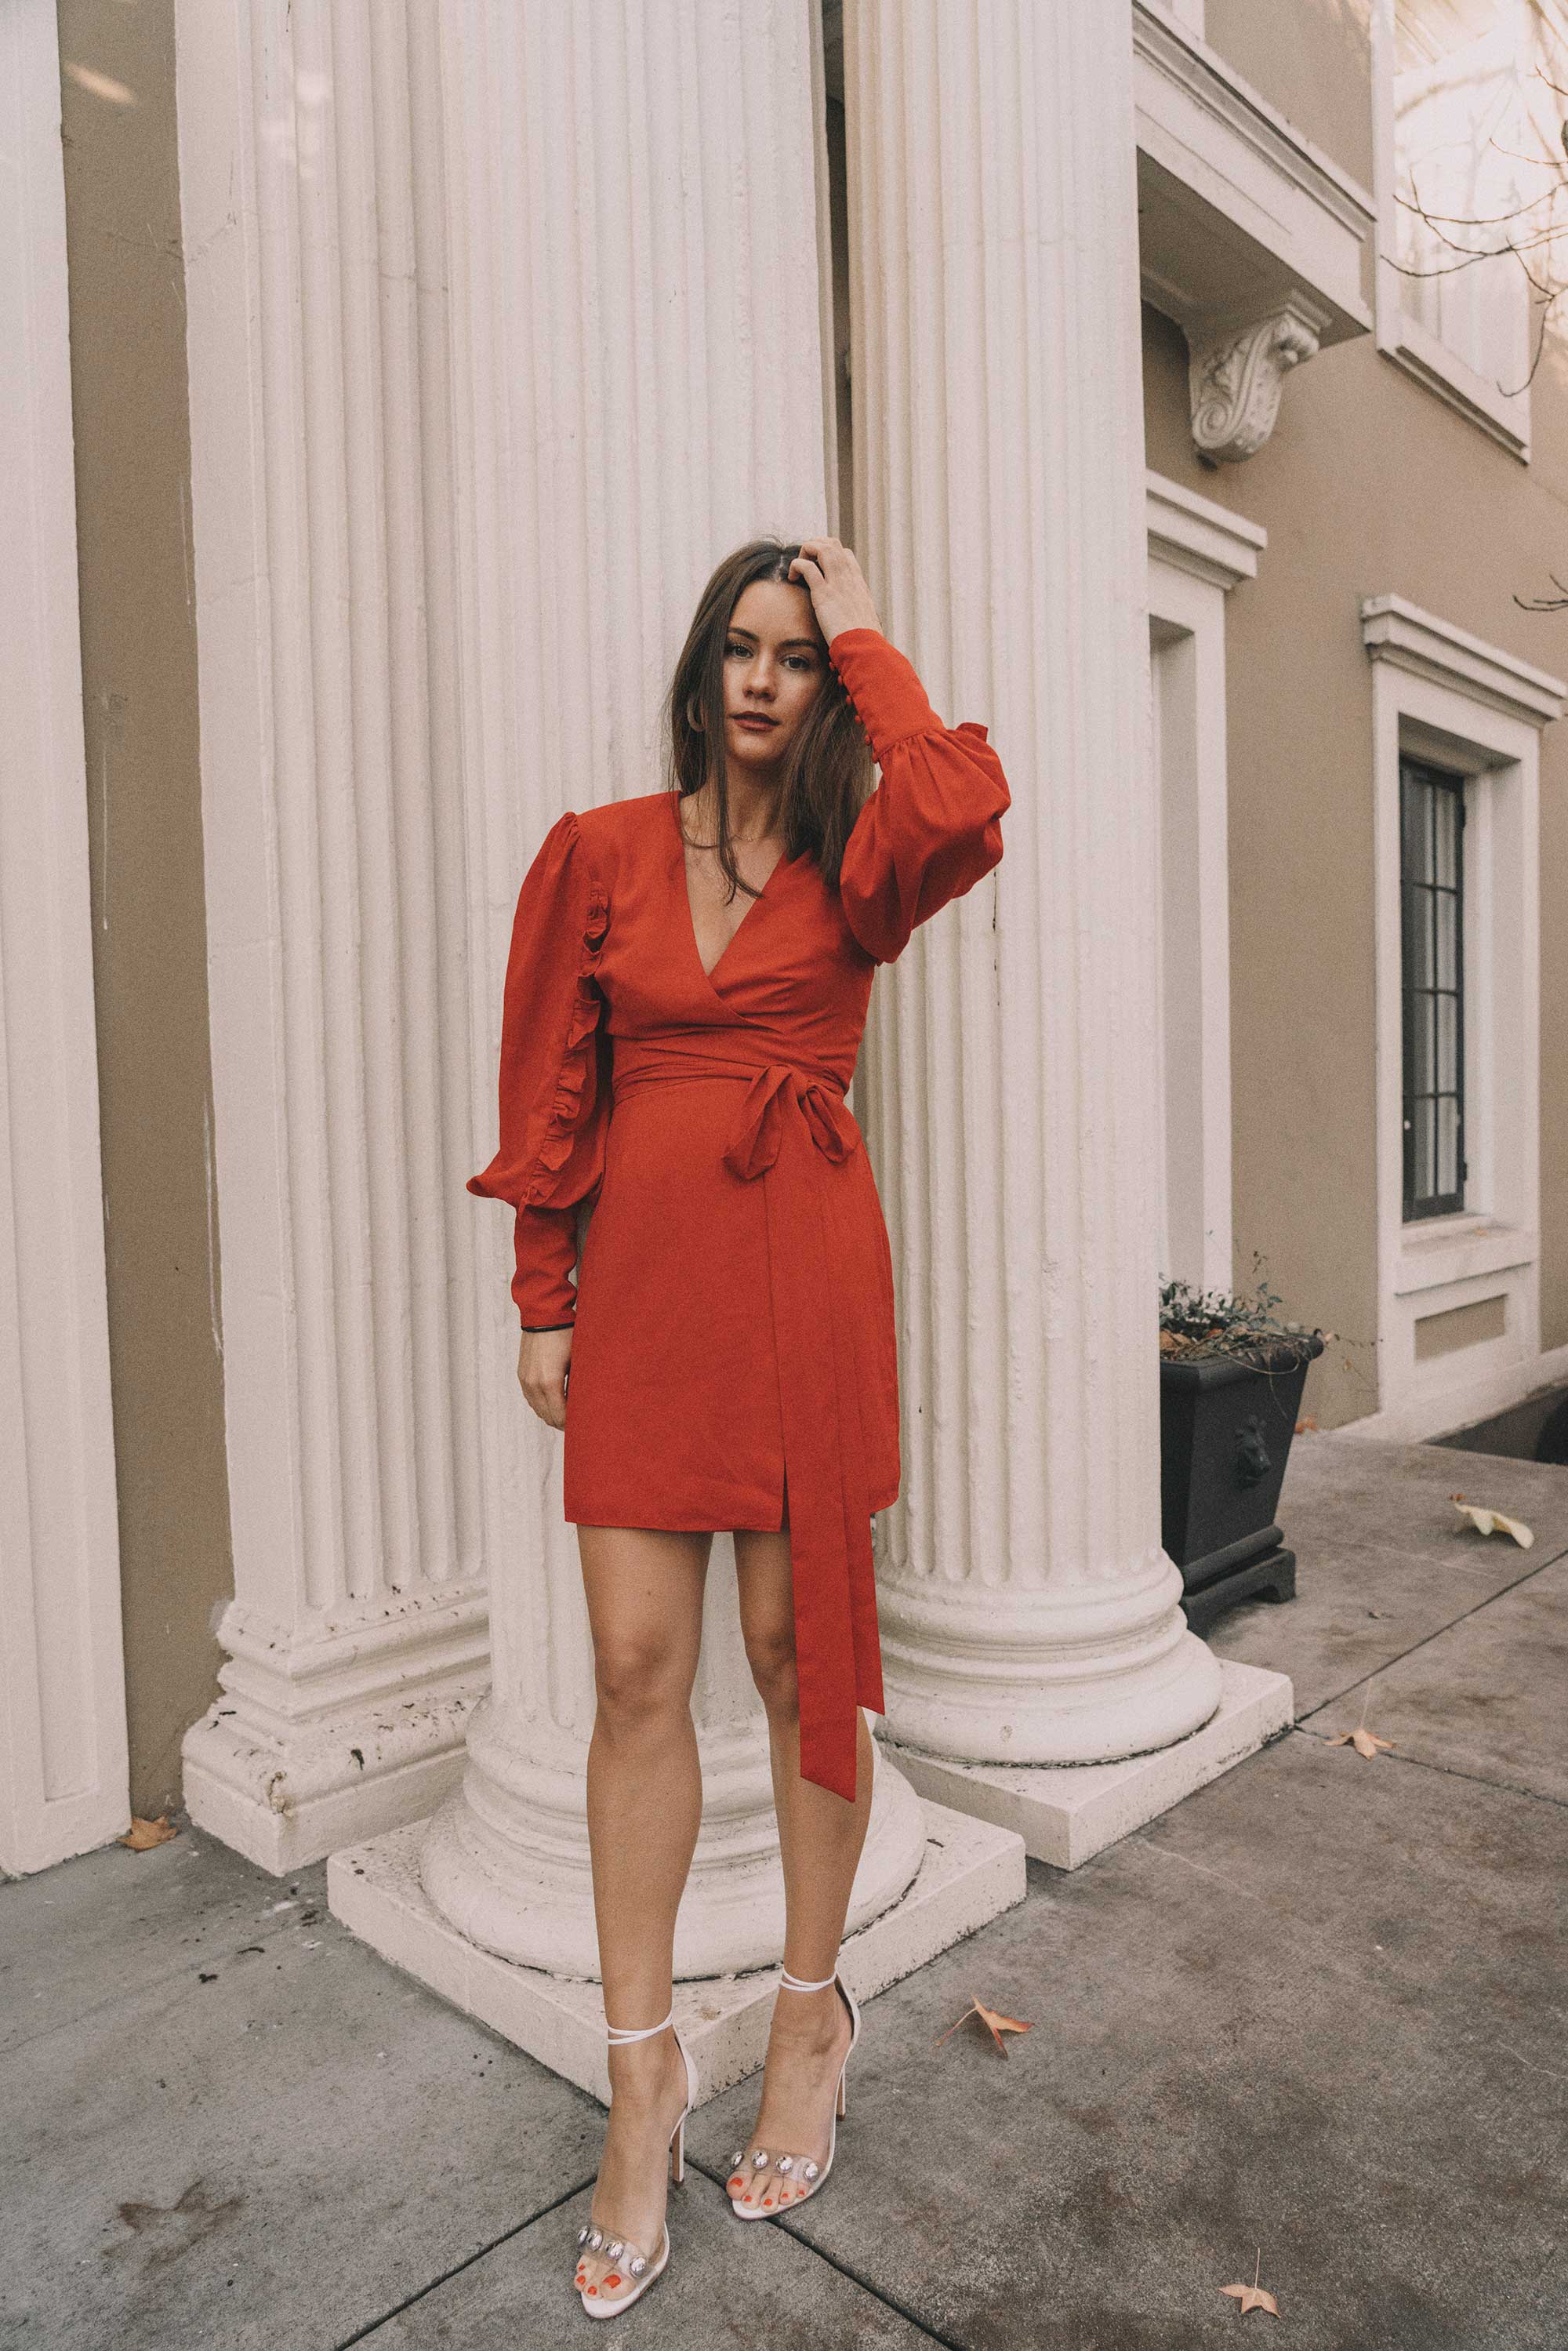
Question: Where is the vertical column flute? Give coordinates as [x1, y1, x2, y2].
[841, 0, 1227, 1831]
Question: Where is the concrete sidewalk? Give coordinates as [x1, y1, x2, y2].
[4, 1432, 1565, 2349]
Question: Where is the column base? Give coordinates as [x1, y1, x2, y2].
[878, 1659, 1293, 1870]
[182, 1683, 484, 1875]
[418, 1704, 931, 1980]
[326, 1795, 1026, 2107]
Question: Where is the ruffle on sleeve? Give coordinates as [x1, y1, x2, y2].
[466, 810, 612, 1325]
[522, 883, 611, 1208]
[829, 627, 1011, 964]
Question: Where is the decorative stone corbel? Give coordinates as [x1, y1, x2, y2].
[1188, 299, 1326, 463]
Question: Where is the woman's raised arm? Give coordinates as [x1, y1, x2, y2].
[829, 627, 1010, 965]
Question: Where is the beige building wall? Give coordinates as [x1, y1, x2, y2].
[1144, 247, 1568, 1426]
[1205, 0, 1376, 187]
[56, 0, 227, 1817]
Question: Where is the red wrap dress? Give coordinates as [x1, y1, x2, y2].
[467, 627, 1011, 1801]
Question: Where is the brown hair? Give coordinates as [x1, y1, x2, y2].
[660, 538, 873, 899]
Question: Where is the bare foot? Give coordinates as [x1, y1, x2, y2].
[727, 1982, 854, 2213]
[575, 2031, 688, 2307]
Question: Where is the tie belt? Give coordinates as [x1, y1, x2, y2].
[611, 1041, 885, 1802]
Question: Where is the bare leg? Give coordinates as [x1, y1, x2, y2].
[727, 1506, 873, 2211]
[574, 1524, 710, 2304]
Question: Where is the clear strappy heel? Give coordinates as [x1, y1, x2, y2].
[575, 2006, 698, 2320]
[726, 1964, 862, 2219]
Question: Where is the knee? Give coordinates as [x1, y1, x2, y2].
[745, 1627, 799, 1721]
[593, 1638, 691, 1734]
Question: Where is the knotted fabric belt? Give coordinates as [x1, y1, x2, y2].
[611, 1037, 886, 1802]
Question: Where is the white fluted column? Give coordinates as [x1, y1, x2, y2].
[842, 0, 1274, 1862]
[0, 0, 129, 1874]
[414, 0, 929, 1986]
[176, 0, 491, 1870]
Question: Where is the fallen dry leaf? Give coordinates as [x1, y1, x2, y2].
[1450, 1495, 1534, 1550]
[1220, 2250, 1279, 2316]
[1220, 2281, 1279, 2316]
[1328, 1727, 1396, 1759]
[1295, 1415, 1319, 1434]
[936, 1994, 1032, 2055]
[118, 1814, 178, 1851]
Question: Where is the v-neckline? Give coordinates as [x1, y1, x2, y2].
[672, 800, 792, 990]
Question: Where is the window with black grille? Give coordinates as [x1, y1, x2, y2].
[1399, 754, 1466, 1220]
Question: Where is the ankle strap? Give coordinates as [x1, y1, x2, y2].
[605, 2005, 674, 2044]
[779, 1966, 838, 1993]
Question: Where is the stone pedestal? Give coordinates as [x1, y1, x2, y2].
[886, 1660, 1294, 1871]
[330, 1792, 1024, 2107]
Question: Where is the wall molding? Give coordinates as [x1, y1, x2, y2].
[1134, 0, 1374, 460]
[1134, 2, 1376, 256]
[1145, 470, 1264, 1295]
[1145, 469, 1267, 590]
[1361, 594, 1566, 729]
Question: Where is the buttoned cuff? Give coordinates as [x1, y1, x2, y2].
[827, 628, 939, 765]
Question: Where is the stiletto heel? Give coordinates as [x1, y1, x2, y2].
[726, 1963, 861, 2220]
[574, 2007, 699, 2320]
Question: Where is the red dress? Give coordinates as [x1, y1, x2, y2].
[467, 627, 1010, 1800]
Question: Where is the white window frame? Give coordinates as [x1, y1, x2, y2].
[1370, 0, 1537, 460]
[1361, 593, 1561, 1437]
[1145, 472, 1267, 1296]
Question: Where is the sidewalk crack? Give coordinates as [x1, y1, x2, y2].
[332, 2172, 596, 2347]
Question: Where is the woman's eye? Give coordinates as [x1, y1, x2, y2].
[725, 641, 815, 670]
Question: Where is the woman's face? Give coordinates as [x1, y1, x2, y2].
[721, 579, 826, 778]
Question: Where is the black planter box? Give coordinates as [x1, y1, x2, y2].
[1159, 1333, 1324, 1635]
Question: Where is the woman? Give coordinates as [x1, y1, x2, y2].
[467, 536, 1009, 2318]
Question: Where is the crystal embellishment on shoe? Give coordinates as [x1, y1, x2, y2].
[727, 1964, 862, 2223]
[577, 2003, 698, 2320]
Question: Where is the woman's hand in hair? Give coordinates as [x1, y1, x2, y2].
[517, 1326, 572, 1430]
[788, 537, 882, 645]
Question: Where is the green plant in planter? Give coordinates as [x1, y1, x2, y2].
[1158, 1256, 1329, 1375]
[1156, 1255, 1330, 1627]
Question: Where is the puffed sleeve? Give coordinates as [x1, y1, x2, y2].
[466, 809, 612, 1329]
[830, 627, 1010, 963]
